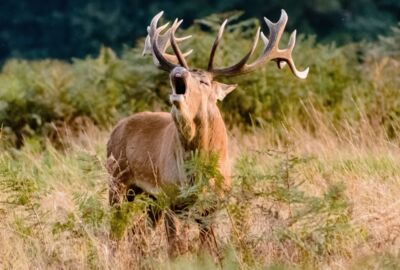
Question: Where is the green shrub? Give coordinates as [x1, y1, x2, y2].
[230, 149, 358, 267]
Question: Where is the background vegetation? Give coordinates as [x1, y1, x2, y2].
[0, 0, 399, 61]
[0, 7, 400, 270]
[0, 13, 399, 146]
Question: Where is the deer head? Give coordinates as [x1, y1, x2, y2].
[143, 11, 309, 144]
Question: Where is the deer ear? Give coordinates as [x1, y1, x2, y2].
[214, 82, 237, 101]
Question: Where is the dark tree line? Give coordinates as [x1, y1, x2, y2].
[0, 0, 399, 61]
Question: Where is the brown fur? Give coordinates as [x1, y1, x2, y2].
[107, 68, 234, 255]
[107, 69, 232, 200]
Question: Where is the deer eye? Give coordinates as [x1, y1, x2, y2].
[200, 80, 210, 86]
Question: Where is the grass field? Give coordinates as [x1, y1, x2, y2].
[0, 16, 399, 270]
[1, 114, 399, 269]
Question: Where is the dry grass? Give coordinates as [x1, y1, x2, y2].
[1, 117, 400, 269]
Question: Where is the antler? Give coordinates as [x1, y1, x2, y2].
[207, 10, 309, 79]
[143, 11, 192, 71]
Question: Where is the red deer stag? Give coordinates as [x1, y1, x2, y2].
[107, 10, 308, 255]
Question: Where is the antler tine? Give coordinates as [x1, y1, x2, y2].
[143, 12, 193, 70]
[261, 11, 288, 70]
[230, 9, 288, 75]
[170, 19, 189, 69]
[208, 19, 228, 71]
[260, 31, 269, 48]
[149, 11, 164, 35]
[282, 30, 309, 79]
[142, 11, 166, 56]
[261, 30, 289, 69]
[249, 9, 309, 79]
[176, 35, 192, 42]
[152, 23, 178, 71]
[209, 26, 261, 76]
[208, 9, 309, 79]
[178, 26, 194, 59]
[253, 10, 309, 79]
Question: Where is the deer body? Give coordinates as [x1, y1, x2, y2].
[107, 104, 230, 201]
[107, 10, 308, 256]
[107, 112, 186, 197]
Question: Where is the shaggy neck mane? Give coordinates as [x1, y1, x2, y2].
[172, 102, 227, 153]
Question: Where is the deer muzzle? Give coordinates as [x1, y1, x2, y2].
[170, 67, 189, 106]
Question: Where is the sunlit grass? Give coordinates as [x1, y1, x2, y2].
[1, 121, 399, 269]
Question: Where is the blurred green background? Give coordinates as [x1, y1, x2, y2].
[0, 0, 399, 61]
[0, 0, 399, 148]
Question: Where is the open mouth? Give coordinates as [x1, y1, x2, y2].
[170, 70, 188, 106]
[174, 75, 186, 95]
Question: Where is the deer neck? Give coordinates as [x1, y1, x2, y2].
[172, 102, 227, 153]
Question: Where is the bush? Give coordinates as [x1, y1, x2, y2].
[229, 150, 358, 267]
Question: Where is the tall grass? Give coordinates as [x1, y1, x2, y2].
[1, 117, 399, 269]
